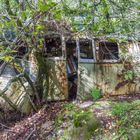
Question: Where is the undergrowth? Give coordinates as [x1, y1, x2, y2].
[112, 100, 140, 139]
[54, 102, 99, 140]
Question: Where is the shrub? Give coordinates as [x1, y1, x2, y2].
[90, 87, 101, 101]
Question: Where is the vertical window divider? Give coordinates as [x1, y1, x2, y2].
[76, 38, 80, 63]
[92, 39, 96, 62]
[61, 35, 66, 60]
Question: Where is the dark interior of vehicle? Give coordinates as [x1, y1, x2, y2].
[66, 40, 78, 100]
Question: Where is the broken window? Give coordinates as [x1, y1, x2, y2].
[44, 36, 62, 57]
[79, 39, 94, 60]
[98, 42, 119, 61]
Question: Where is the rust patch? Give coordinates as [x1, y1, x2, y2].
[115, 80, 129, 90]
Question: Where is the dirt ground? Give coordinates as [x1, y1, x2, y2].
[0, 94, 140, 140]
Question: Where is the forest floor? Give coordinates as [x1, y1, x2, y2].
[0, 94, 140, 140]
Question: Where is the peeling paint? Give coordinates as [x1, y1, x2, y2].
[77, 63, 140, 100]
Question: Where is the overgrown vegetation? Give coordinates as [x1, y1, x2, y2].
[112, 100, 140, 139]
[90, 87, 102, 101]
[54, 103, 100, 140]
[0, 1, 140, 139]
[49, 99, 140, 139]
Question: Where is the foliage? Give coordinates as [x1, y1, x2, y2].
[112, 100, 140, 138]
[90, 87, 101, 101]
[124, 70, 134, 80]
[61, 0, 140, 40]
[63, 103, 75, 111]
[55, 103, 76, 127]
[55, 103, 99, 140]
[55, 102, 98, 128]
[73, 111, 92, 128]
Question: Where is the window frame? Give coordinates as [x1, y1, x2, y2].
[44, 34, 66, 60]
[77, 38, 96, 63]
[96, 41, 120, 63]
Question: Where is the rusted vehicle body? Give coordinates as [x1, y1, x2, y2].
[0, 34, 140, 102]
[43, 34, 140, 100]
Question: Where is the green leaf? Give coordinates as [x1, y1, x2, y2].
[36, 25, 44, 31]
[0, 55, 14, 62]
[90, 87, 101, 101]
[39, 1, 56, 12]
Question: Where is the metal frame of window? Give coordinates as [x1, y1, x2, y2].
[44, 34, 66, 60]
[77, 38, 96, 63]
[44, 35, 120, 63]
[96, 41, 120, 63]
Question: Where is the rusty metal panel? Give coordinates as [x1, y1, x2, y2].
[77, 63, 140, 100]
[47, 59, 68, 100]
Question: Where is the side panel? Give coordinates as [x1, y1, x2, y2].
[47, 59, 68, 100]
[77, 63, 140, 100]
